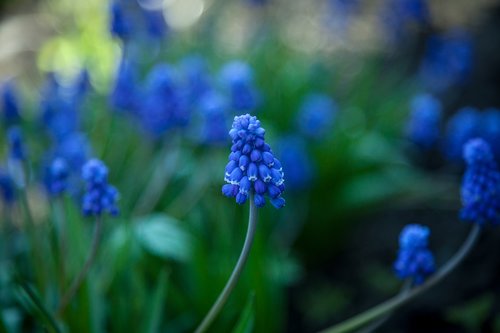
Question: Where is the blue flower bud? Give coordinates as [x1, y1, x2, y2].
[81, 159, 119, 217]
[247, 163, 258, 181]
[262, 151, 275, 166]
[267, 184, 281, 198]
[270, 196, 285, 209]
[236, 192, 248, 205]
[222, 184, 238, 197]
[254, 194, 266, 207]
[250, 149, 262, 162]
[239, 155, 250, 171]
[229, 167, 243, 184]
[258, 164, 272, 182]
[254, 179, 266, 194]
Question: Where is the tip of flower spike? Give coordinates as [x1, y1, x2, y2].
[399, 224, 429, 249]
[463, 138, 494, 166]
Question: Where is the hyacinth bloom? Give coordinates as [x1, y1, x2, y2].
[276, 136, 314, 190]
[1, 81, 21, 124]
[0, 169, 15, 204]
[81, 159, 119, 217]
[394, 224, 435, 285]
[7, 127, 26, 161]
[109, 1, 131, 40]
[140, 64, 188, 137]
[44, 158, 70, 196]
[222, 114, 285, 208]
[110, 59, 139, 113]
[460, 139, 500, 226]
[142, 7, 168, 39]
[482, 108, 500, 160]
[219, 61, 260, 112]
[297, 93, 337, 140]
[443, 107, 481, 162]
[420, 32, 472, 92]
[406, 93, 442, 149]
[196, 91, 229, 145]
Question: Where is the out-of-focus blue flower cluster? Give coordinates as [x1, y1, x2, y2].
[394, 224, 435, 285]
[81, 159, 119, 217]
[420, 32, 473, 92]
[110, 0, 168, 41]
[1, 81, 21, 125]
[405, 93, 442, 149]
[0, 168, 15, 204]
[444, 108, 500, 162]
[297, 93, 337, 140]
[222, 114, 285, 208]
[460, 139, 500, 226]
[44, 158, 70, 196]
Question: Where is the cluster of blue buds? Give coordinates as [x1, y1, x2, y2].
[7, 127, 26, 161]
[297, 93, 337, 140]
[406, 93, 442, 149]
[81, 159, 119, 217]
[394, 224, 435, 285]
[0, 168, 15, 204]
[460, 139, 500, 226]
[222, 114, 285, 208]
[44, 158, 69, 196]
[1, 81, 21, 125]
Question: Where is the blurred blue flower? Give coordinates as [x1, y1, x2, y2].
[109, 1, 131, 40]
[0, 168, 15, 204]
[110, 58, 139, 114]
[140, 64, 188, 137]
[297, 93, 337, 140]
[1, 81, 21, 125]
[380, 0, 429, 43]
[195, 91, 229, 145]
[443, 107, 481, 162]
[406, 93, 442, 149]
[460, 139, 500, 226]
[81, 159, 119, 217]
[44, 158, 70, 196]
[7, 127, 26, 161]
[394, 224, 435, 285]
[420, 32, 473, 92]
[219, 61, 260, 112]
[222, 114, 285, 208]
[53, 132, 92, 172]
[276, 136, 314, 190]
[481, 108, 500, 160]
[180, 55, 212, 104]
[142, 7, 168, 39]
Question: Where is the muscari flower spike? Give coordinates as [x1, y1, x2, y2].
[406, 93, 442, 149]
[44, 158, 70, 196]
[460, 139, 500, 226]
[443, 107, 481, 162]
[0, 168, 15, 204]
[7, 126, 26, 161]
[81, 159, 119, 217]
[1, 81, 21, 125]
[297, 93, 337, 140]
[222, 114, 285, 208]
[394, 224, 435, 285]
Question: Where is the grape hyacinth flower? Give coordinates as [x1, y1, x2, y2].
[195, 91, 229, 145]
[219, 61, 260, 112]
[0, 168, 15, 204]
[7, 127, 26, 161]
[443, 107, 481, 162]
[419, 32, 473, 92]
[222, 114, 285, 208]
[109, 1, 131, 40]
[297, 93, 337, 140]
[44, 158, 70, 196]
[406, 93, 442, 149]
[81, 159, 119, 217]
[110, 58, 139, 114]
[394, 224, 435, 285]
[460, 139, 500, 226]
[1, 81, 21, 125]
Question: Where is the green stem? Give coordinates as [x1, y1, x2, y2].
[57, 216, 103, 315]
[318, 224, 481, 333]
[194, 194, 259, 333]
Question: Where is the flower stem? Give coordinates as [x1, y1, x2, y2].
[318, 224, 481, 333]
[57, 216, 104, 315]
[194, 194, 259, 333]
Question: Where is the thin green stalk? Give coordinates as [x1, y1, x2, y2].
[57, 216, 104, 315]
[194, 194, 259, 333]
[318, 224, 481, 333]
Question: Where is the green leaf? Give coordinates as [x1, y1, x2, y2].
[134, 214, 192, 262]
[142, 269, 169, 333]
[232, 292, 255, 333]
